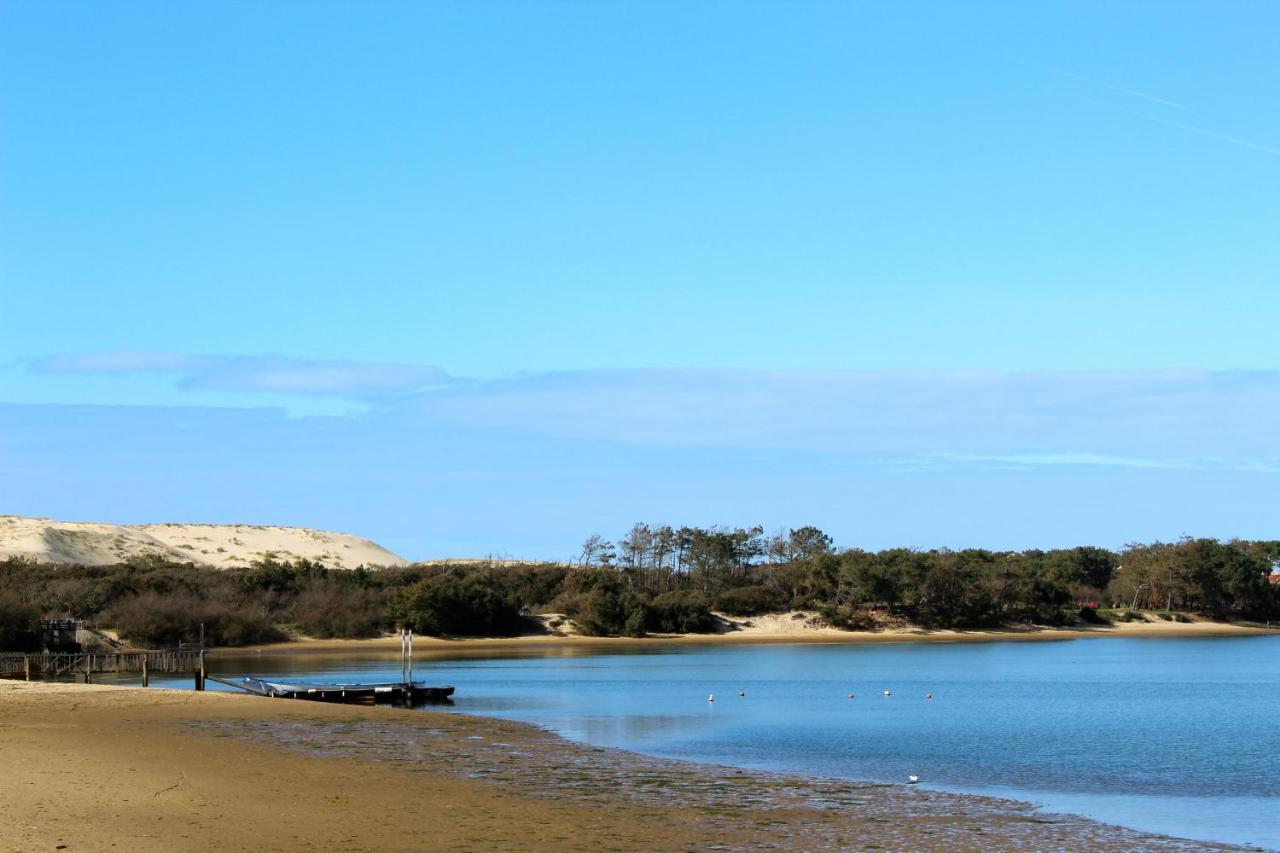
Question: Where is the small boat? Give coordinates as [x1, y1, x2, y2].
[215, 675, 454, 706]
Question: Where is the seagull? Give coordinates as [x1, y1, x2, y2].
[708, 693, 715, 703]
[907, 774, 920, 784]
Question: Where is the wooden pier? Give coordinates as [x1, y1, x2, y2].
[1, 630, 455, 703]
[0, 650, 205, 686]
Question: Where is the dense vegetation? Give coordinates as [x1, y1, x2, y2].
[1, 525, 1277, 648]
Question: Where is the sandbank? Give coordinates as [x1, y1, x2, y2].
[0, 680, 1228, 851]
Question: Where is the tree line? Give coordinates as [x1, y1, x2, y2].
[1, 526, 1277, 649]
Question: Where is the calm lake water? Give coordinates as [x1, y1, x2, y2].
[180, 636, 1280, 849]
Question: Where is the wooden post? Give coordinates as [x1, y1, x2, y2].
[194, 669, 204, 691]
[142, 654, 149, 688]
[23, 655, 30, 681]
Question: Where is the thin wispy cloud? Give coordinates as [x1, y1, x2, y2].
[1120, 108, 1280, 157]
[25, 357, 1280, 472]
[32, 352, 454, 398]
[1061, 71, 1195, 111]
[396, 367, 1280, 468]
[1060, 69, 1280, 158]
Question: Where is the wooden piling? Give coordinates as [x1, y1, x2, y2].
[24, 655, 30, 681]
[141, 654, 149, 687]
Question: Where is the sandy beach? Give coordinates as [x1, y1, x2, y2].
[234, 611, 1274, 655]
[0, 680, 1230, 852]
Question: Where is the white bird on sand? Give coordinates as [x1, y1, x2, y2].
[907, 775, 920, 784]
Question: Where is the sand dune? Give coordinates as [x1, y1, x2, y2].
[0, 515, 405, 569]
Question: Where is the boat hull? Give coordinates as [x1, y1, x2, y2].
[216, 676, 455, 706]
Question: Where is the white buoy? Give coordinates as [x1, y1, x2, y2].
[908, 774, 920, 784]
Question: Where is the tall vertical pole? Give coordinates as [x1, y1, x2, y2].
[400, 628, 406, 686]
[24, 655, 30, 681]
[142, 654, 149, 688]
[199, 649, 206, 687]
[408, 630, 414, 686]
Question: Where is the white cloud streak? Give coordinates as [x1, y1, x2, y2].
[26, 357, 1280, 472]
[32, 352, 453, 398]
[1062, 71, 1195, 112]
[1121, 108, 1280, 157]
[396, 368, 1280, 466]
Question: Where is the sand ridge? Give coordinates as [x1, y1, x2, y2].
[0, 515, 406, 570]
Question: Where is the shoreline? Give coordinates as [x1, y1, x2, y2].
[230, 614, 1275, 655]
[0, 680, 1231, 851]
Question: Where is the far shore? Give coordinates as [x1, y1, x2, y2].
[229, 611, 1275, 656]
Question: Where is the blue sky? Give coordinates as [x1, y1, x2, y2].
[1, 1, 1277, 559]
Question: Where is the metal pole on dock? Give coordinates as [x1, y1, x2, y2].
[400, 628, 407, 686]
[407, 629, 413, 686]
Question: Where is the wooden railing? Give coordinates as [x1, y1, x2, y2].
[0, 650, 206, 686]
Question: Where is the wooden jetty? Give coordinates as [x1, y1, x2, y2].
[2, 629, 455, 704]
[209, 675, 454, 706]
[0, 650, 205, 686]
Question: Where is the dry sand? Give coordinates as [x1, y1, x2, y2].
[242, 610, 1274, 655]
[0, 681, 1229, 852]
[0, 515, 405, 570]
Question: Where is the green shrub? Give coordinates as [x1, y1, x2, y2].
[1114, 610, 1149, 623]
[391, 570, 529, 637]
[1079, 605, 1110, 624]
[290, 585, 389, 639]
[647, 590, 716, 633]
[0, 592, 40, 651]
[108, 591, 284, 647]
[713, 585, 788, 616]
[818, 604, 877, 631]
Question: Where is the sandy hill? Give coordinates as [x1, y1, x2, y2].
[0, 516, 406, 570]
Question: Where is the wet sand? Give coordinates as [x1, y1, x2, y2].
[0, 681, 1236, 851]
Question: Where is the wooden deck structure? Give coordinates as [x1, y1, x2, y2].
[1, 630, 456, 703]
[0, 650, 205, 686]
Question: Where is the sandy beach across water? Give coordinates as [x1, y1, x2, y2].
[234, 611, 1274, 655]
[0, 680, 1237, 851]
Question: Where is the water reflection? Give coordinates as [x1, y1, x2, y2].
[114, 636, 1280, 849]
